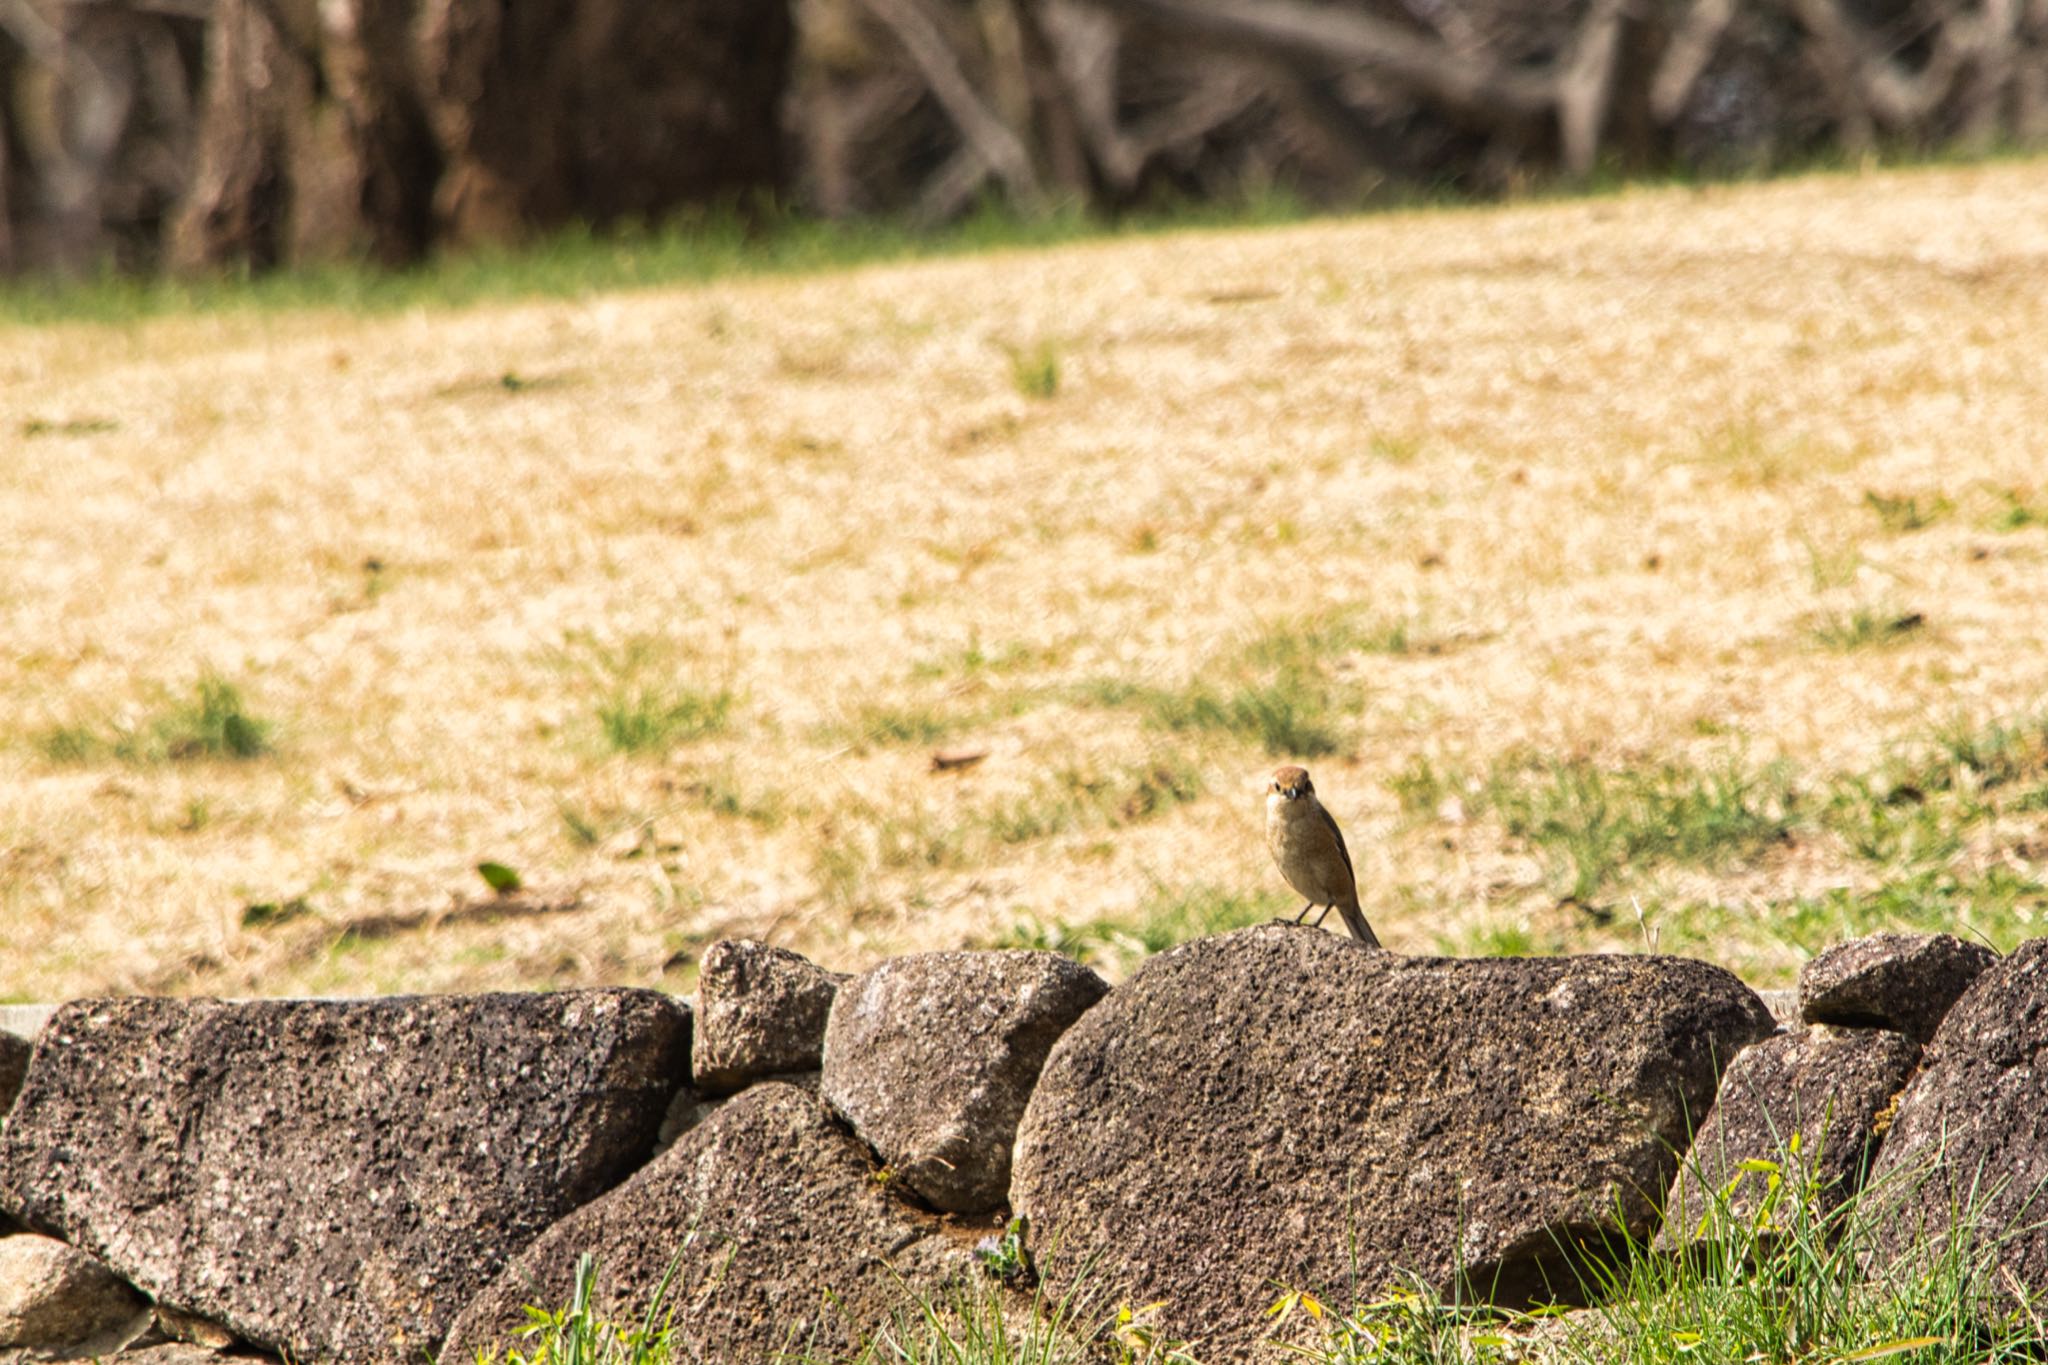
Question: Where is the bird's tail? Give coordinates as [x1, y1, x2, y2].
[1338, 902, 1383, 949]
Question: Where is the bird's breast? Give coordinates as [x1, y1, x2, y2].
[1265, 799, 1311, 855]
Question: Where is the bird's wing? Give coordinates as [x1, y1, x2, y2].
[1318, 802, 1356, 884]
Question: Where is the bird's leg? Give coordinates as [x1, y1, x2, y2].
[1292, 901, 1317, 924]
[1306, 905, 1333, 928]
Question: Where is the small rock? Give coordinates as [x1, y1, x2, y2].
[1866, 935, 2048, 1308]
[0, 1233, 149, 1352]
[823, 950, 1108, 1214]
[1660, 1025, 1920, 1246]
[441, 1083, 976, 1361]
[1800, 932, 1997, 1045]
[691, 940, 843, 1095]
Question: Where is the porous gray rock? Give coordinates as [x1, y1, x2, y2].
[1011, 925, 1777, 1359]
[0, 991, 691, 1365]
[692, 939, 844, 1095]
[1866, 936, 2048, 1306]
[441, 1082, 977, 1362]
[1799, 932, 1997, 1045]
[823, 949, 1108, 1214]
[0, 1233, 149, 1353]
[1660, 1025, 1920, 1245]
[89, 1347, 270, 1365]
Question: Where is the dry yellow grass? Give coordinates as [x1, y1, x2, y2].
[5, 160, 2048, 1002]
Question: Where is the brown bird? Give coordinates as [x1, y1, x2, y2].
[1265, 765, 1382, 948]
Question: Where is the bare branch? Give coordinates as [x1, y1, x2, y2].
[1557, 0, 1625, 176]
[912, 142, 995, 223]
[1091, 0, 1554, 128]
[858, 0, 1045, 206]
[1650, 0, 1739, 123]
[1790, 0, 1963, 131]
[1040, 1, 1143, 189]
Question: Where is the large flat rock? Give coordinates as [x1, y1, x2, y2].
[1011, 925, 1776, 1359]
[0, 991, 690, 1365]
[1866, 937, 2048, 1307]
[442, 1082, 977, 1361]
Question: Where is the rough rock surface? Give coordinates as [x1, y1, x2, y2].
[1866, 936, 2048, 1304]
[67, 1347, 273, 1365]
[443, 1083, 976, 1362]
[1012, 926, 1777, 1358]
[0, 1234, 150, 1351]
[692, 939, 844, 1095]
[1799, 932, 1997, 1045]
[0, 991, 690, 1365]
[1660, 1025, 1920, 1244]
[823, 950, 1109, 1213]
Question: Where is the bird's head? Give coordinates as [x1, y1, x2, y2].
[1270, 765, 1313, 801]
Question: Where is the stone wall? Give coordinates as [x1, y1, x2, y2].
[0, 926, 2035, 1362]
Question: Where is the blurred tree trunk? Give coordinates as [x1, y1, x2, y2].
[169, 0, 314, 270]
[422, 0, 793, 243]
[323, 0, 439, 265]
[0, 24, 18, 272]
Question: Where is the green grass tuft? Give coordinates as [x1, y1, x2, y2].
[33, 724, 103, 764]
[830, 701, 958, 747]
[1388, 754, 1466, 821]
[598, 686, 734, 753]
[1083, 609, 1427, 759]
[1008, 342, 1061, 400]
[558, 633, 736, 756]
[1485, 756, 1798, 906]
[1989, 487, 2048, 532]
[32, 676, 273, 765]
[1771, 865, 2046, 950]
[480, 1251, 680, 1364]
[1863, 490, 1952, 533]
[1807, 606, 1926, 652]
[980, 761, 1203, 846]
[1140, 674, 1348, 758]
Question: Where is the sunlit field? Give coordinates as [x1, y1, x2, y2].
[4, 159, 2046, 1003]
